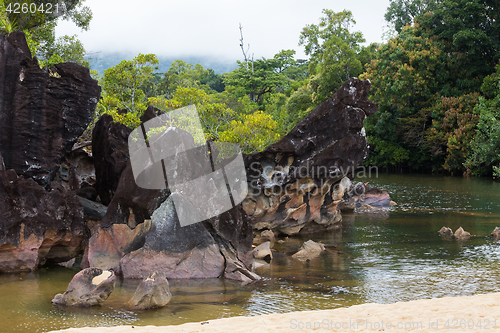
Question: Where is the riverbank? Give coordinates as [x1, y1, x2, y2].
[49, 292, 500, 332]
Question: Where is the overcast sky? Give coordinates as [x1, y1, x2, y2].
[56, 0, 392, 63]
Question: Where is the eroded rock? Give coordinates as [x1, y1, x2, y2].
[0, 169, 87, 272]
[253, 229, 275, 244]
[52, 268, 116, 307]
[244, 78, 378, 235]
[0, 32, 100, 188]
[92, 114, 133, 206]
[0, 32, 100, 273]
[127, 272, 172, 310]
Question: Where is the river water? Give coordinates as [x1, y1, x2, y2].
[1, 174, 500, 332]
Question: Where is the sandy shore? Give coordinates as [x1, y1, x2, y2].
[49, 292, 500, 333]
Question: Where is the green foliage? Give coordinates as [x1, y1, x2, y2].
[385, 0, 432, 32]
[284, 84, 315, 131]
[39, 34, 89, 67]
[219, 111, 281, 153]
[1, 0, 92, 68]
[299, 9, 367, 103]
[3, 0, 90, 31]
[363, 0, 500, 173]
[425, 93, 481, 173]
[224, 56, 287, 103]
[465, 65, 500, 177]
[100, 53, 159, 114]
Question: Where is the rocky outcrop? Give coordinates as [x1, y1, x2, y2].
[243, 78, 378, 235]
[85, 79, 377, 281]
[0, 168, 88, 273]
[340, 185, 392, 212]
[118, 195, 258, 282]
[52, 268, 116, 307]
[0, 32, 100, 273]
[0, 32, 100, 188]
[92, 106, 164, 206]
[127, 272, 172, 310]
[92, 114, 132, 206]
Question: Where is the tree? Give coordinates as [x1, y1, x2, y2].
[224, 57, 288, 104]
[100, 54, 159, 114]
[385, 0, 433, 32]
[299, 9, 366, 103]
[1, 0, 92, 67]
[219, 111, 281, 153]
[465, 64, 500, 177]
[147, 87, 235, 141]
[360, 25, 447, 170]
[425, 93, 481, 173]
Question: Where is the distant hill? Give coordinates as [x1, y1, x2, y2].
[86, 52, 239, 75]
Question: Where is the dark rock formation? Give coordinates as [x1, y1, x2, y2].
[92, 114, 132, 206]
[57, 145, 96, 199]
[243, 78, 378, 235]
[52, 268, 116, 307]
[92, 106, 164, 206]
[127, 272, 172, 310]
[99, 164, 170, 229]
[85, 79, 377, 281]
[0, 32, 100, 188]
[0, 169, 88, 273]
[0, 32, 100, 273]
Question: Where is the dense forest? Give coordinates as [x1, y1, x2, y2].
[1, 0, 499, 177]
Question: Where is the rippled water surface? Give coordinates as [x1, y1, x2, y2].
[1, 174, 500, 332]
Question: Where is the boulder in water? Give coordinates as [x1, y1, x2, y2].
[127, 272, 172, 310]
[491, 227, 500, 239]
[52, 268, 116, 307]
[454, 227, 471, 239]
[438, 226, 454, 238]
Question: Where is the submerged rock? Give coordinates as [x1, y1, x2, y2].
[52, 268, 116, 307]
[491, 227, 500, 239]
[127, 272, 172, 310]
[244, 78, 378, 235]
[292, 240, 325, 259]
[438, 226, 454, 238]
[341, 185, 392, 212]
[454, 227, 471, 239]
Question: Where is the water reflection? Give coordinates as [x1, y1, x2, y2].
[0, 174, 500, 332]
